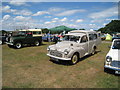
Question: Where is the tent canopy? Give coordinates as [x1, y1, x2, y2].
[105, 34, 112, 41]
[49, 25, 77, 33]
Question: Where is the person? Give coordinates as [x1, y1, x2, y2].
[53, 35, 58, 43]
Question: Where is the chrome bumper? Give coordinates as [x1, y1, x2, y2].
[104, 65, 120, 71]
[47, 54, 71, 61]
[6, 42, 14, 45]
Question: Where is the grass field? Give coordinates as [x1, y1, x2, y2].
[2, 42, 119, 88]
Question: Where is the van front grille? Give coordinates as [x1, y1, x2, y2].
[50, 50, 62, 57]
[110, 61, 120, 68]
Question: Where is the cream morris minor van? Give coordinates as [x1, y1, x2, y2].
[104, 39, 120, 74]
[47, 30, 101, 64]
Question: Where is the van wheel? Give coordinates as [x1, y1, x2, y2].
[34, 40, 40, 46]
[15, 42, 22, 49]
[0, 40, 2, 45]
[91, 47, 96, 55]
[70, 54, 79, 65]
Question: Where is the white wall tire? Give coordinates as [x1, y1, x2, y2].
[91, 47, 96, 55]
[0, 40, 2, 45]
[70, 54, 79, 65]
[34, 40, 40, 46]
[15, 42, 22, 49]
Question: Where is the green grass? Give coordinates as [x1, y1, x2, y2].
[2, 41, 119, 88]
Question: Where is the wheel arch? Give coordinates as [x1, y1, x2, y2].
[92, 45, 97, 51]
[73, 52, 80, 58]
[14, 40, 22, 44]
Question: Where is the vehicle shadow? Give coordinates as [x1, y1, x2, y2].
[21, 43, 47, 48]
[50, 50, 101, 66]
[104, 68, 120, 76]
[7, 43, 47, 49]
[79, 50, 101, 62]
[104, 70, 120, 76]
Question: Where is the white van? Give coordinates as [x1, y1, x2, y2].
[104, 39, 120, 74]
[47, 30, 101, 64]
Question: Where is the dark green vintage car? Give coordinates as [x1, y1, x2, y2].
[6, 29, 42, 49]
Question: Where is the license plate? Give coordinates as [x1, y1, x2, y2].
[115, 71, 120, 74]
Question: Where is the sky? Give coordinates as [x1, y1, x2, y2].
[1, 1, 119, 31]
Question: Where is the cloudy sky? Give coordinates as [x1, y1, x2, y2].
[1, 1, 119, 30]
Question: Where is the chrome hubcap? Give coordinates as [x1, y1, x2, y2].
[35, 41, 39, 46]
[16, 43, 21, 48]
[0, 40, 2, 44]
[72, 55, 78, 64]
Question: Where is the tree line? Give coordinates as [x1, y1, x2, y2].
[98, 20, 120, 34]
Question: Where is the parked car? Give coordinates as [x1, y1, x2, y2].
[47, 30, 101, 64]
[101, 34, 106, 40]
[112, 34, 120, 41]
[42, 34, 53, 42]
[6, 29, 42, 49]
[0, 35, 7, 45]
[104, 39, 120, 74]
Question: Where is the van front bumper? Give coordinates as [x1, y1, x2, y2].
[47, 54, 71, 61]
[6, 42, 14, 45]
[104, 65, 120, 71]
[104, 65, 120, 74]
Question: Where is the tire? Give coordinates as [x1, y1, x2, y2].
[34, 40, 40, 46]
[70, 53, 79, 65]
[14, 42, 22, 49]
[0, 40, 2, 45]
[91, 47, 96, 55]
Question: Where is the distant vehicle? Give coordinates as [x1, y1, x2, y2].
[42, 34, 53, 42]
[6, 29, 42, 49]
[104, 39, 120, 74]
[101, 34, 106, 40]
[0, 35, 7, 45]
[112, 34, 120, 41]
[47, 30, 101, 64]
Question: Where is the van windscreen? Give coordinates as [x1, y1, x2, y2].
[112, 40, 120, 49]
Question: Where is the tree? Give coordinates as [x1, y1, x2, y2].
[79, 28, 85, 30]
[41, 28, 49, 34]
[98, 20, 120, 34]
[0, 30, 8, 35]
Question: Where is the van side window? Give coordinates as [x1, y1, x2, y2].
[98, 33, 101, 37]
[94, 34, 97, 39]
[89, 34, 93, 40]
[89, 34, 97, 40]
[33, 31, 41, 34]
[81, 35, 88, 43]
[26, 31, 32, 37]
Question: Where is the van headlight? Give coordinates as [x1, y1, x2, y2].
[6, 37, 8, 41]
[47, 47, 50, 51]
[64, 49, 69, 55]
[10, 37, 13, 42]
[106, 56, 112, 62]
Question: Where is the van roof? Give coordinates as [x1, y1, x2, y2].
[19, 29, 42, 31]
[69, 30, 96, 34]
[65, 32, 86, 36]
